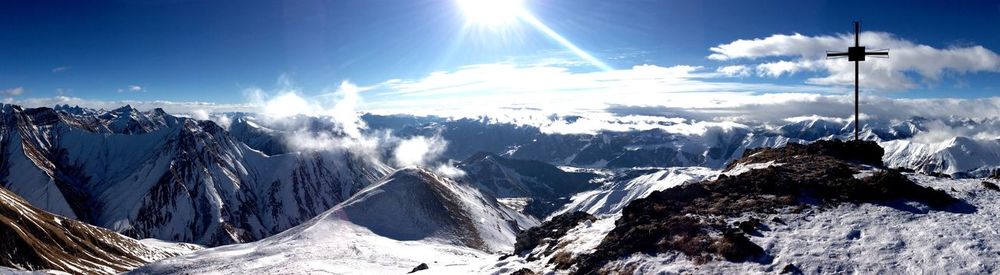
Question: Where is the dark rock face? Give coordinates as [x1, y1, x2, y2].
[567, 140, 965, 274]
[514, 212, 595, 256]
[781, 263, 804, 274]
[510, 268, 536, 275]
[981, 181, 1000, 191]
[408, 263, 429, 273]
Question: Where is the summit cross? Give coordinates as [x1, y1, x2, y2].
[826, 21, 889, 141]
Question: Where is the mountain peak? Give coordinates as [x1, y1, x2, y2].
[321, 166, 535, 252]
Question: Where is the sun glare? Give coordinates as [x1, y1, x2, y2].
[456, 0, 526, 26]
[454, 0, 613, 71]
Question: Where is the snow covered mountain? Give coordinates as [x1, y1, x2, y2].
[0, 103, 391, 246]
[355, 114, 998, 177]
[5, 103, 1000, 274]
[882, 136, 1000, 177]
[0, 185, 192, 274]
[133, 167, 538, 274]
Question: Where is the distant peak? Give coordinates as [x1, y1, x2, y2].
[463, 151, 499, 163]
[112, 104, 138, 113]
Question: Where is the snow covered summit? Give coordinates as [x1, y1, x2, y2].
[133, 167, 538, 274]
[330, 167, 538, 252]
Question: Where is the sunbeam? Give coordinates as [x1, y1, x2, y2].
[455, 0, 613, 71]
[519, 12, 614, 71]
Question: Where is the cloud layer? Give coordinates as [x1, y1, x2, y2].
[1, 86, 24, 97]
[709, 32, 1000, 90]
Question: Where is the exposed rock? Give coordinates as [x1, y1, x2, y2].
[514, 211, 595, 255]
[982, 181, 1000, 191]
[510, 268, 536, 275]
[729, 139, 883, 169]
[408, 263, 429, 273]
[712, 230, 764, 262]
[781, 263, 804, 274]
[736, 218, 761, 235]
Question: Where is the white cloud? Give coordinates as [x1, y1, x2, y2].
[118, 85, 145, 93]
[249, 80, 368, 139]
[708, 32, 1000, 90]
[716, 65, 752, 77]
[51, 66, 70, 73]
[392, 135, 447, 168]
[1, 86, 25, 97]
[363, 63, 835, 116]
[191, 109, 211, 120]
[434, 162, 467, 178]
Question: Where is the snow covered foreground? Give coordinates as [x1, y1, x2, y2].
[488, 173, 1000, 274]
[131, 218, 496, 274]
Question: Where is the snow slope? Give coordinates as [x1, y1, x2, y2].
[133, 168, 538, 274]
[131, 217, 495, 275]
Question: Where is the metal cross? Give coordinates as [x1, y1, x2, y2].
[826, 21, 888, 141]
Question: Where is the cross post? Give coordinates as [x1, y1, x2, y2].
[826, 21, 888, 141]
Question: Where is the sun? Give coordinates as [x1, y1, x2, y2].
[455, 0, 526, 27]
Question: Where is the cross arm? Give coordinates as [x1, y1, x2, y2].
[826, 51, 850, 57]
[864, 51, 889, 56]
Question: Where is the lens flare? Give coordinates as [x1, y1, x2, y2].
[455, 0, 612, 71]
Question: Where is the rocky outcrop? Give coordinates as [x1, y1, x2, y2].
[513, 211, 595, 256]
[566, 140, 964, 274]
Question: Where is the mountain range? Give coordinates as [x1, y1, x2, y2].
[2, 103, 1000, 274]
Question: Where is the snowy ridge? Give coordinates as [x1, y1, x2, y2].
[133, 167, 538, 274]
[0, 104, 392, 246]
[881, 137, 1000, 177]
[557, 167, 716, 216]
[325, 167, 537, 252]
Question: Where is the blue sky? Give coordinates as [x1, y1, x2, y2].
[1, 0, 999, 110]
